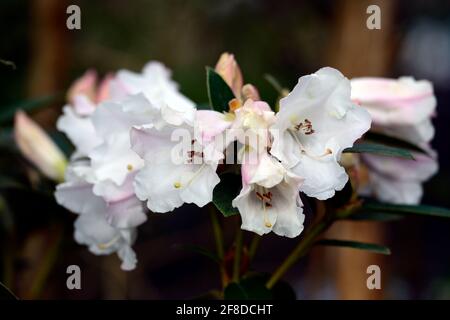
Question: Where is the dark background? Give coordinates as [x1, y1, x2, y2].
[0, 0, 449, 299]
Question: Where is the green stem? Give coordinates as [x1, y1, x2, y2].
[248, 234, 260, 262]
[265, 218, 332, 289]
[209, 205, 227, 287]
[232, 228, 243, 282]
[209, 206, 224, 259]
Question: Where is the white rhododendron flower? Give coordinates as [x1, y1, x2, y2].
[351, 77, 438, 204]
[271, 67, 372, 200]
[232, 151, 304, 237]
[131, 111, 221, 213]
[55, 163, 142, 270]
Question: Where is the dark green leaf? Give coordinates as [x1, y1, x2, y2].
[365, 131, 427, 154]
[172, 244, 220, 264]
[224, 283, 249, 299]
[213, 172, 241, 217]
[316, 239, 391, 255]
[0, 94, 61, 124]
[0, 282, 17, 300]
[196, 103, 213, 110]
[343, 141, 414, 160]
[347, 211, 403, 222]
[224, 274, 296, 300]
[206, 67, 235, 113]
[362, 201, 450, 219]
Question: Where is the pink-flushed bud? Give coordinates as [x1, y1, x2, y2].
[14, 111, 67, 182]
[67, 70, 97, 104]
[96, 73, 115, 103]
[241, 84, 260, 101]
[215, 52, 243, 98]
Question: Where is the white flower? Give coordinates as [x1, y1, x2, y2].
[131, 117, 220, 213]
[14, 111, 67, 182]
[360, 151, 438, 204]
[351, 77, 438, 204]
[351, 77, 436, 145]
[55, 163, 144, 270]
[232, 151, 304, 237]
[270, 67, 372, 200]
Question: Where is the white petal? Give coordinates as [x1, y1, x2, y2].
[57, 106, 102, 158]
[180, 164, 220, 207]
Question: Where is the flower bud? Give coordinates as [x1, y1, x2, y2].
[67, 70, 97, 104]
[241, 84, 260, 101]
[215, 52, 243, 98]
[14, 111, 67, 182]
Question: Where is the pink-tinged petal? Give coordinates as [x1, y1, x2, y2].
[106, 195, 147, 229]
[67, 69, 97, 104]
[351, 77, 436, 127]
[72, 95, 96, 116]
[195, 110, 233, 144]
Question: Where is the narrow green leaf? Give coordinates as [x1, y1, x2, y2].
[206, 67, 235, 113]
[316, 239, 391, 255]
[347, 211, 404, 222]
[213, 172, 241, 217]
[172, 244, 220, 264]
[365, 131, 427, 154]
[0, 94, 61, 124]
[362, 201, 450, 218]
[264, 74, 284, 94]
[343, 141, 414, 160]
[0, 282, 18, 300]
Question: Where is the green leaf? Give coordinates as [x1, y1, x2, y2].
[365, 131, 427, 154]
[213, 172, 241, 217]
[172, 244, 220, 264]
[0, 282, 17, 300]
[206, 67, 235, 113]
[0, 94, 61, 124]
[343, 141, 414, 160]
[264, 74, 284, 94]
[224, 274, 296, 300]
[224, 282, 249, 299]
[362, 201, 450, 219]
[347, 211, 403, 222]
[316, 239, 391, 255]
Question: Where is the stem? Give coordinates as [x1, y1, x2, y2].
[208, 205, 227, 287]
[209, 206, 224, 259]
[248, 234, 260, 262]
[232, 228, 243, 282]
[265, 218, 332, 289]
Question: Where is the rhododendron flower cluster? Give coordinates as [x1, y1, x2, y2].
[13, 53, 434, 271]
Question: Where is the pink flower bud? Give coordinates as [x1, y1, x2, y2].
[14, 111, 67, 182]
[215, 52, 243, 98]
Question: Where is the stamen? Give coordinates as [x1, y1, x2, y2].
[228, 98, 242, 112]
[98, 235, 121, 250]
[255, 186, 273, 228]
[294, 118, 315, 135]
[127, 164, 133, 171]
[174, 182, 182, 189]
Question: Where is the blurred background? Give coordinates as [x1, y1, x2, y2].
[1, 0, 450, 299]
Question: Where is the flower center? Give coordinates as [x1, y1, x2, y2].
[293, 118, 314, 135]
